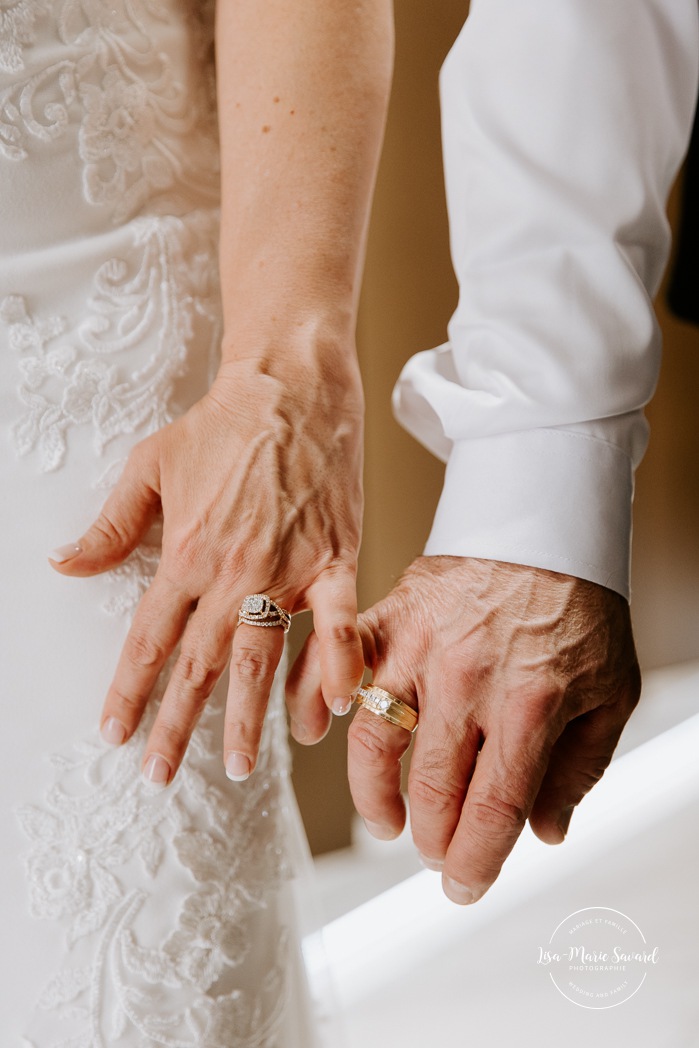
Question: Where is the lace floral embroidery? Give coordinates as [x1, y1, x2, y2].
[0, 210, 222, 472]
[0, 0, 219, 219]
[17, 677, 295, 1047]
[4, 202, 298, 1048]
[4, 3, 303, 1044]
[0, 0, 46, 75]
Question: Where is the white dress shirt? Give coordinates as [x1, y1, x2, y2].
[393, 0, 699, 599]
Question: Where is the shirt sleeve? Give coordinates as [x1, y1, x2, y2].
[392, 0, 698, 599]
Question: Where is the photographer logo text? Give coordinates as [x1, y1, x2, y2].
[537, 906, 659, 1009]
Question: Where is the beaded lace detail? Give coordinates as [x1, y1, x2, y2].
[16, 673, 295, 1047]
[0, 0, 46, 74]
[0, 210, 222, 472]
[2, 1, 301, 1044]
[0, 0, 219, 218]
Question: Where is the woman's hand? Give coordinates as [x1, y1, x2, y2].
[49, 337, 365, 786]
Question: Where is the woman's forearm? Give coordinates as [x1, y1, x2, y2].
[61, 2, 391, 789]
[215, 0, 394, 354]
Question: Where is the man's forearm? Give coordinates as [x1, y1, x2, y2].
[215, 0, 394, 354]
[394, 0, 699, 598]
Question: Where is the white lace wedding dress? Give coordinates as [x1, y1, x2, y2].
[0, 1, 324, 1044]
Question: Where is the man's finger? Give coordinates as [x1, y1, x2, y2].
[442, 709, 556, 904]
[50, 440, 160, 575]
[223, 617, 286, 780]
[407, 702, 482, 870]
[528, 703, 630, 844]
[347, 686, 415, 840]
[309, 566, 364, 715]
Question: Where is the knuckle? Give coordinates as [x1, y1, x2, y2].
[151, 717, 189, 752]
[175, 652, 220, 695]
[515, 685, 562, 727]
[576, 759, 610, 794]
[234, 646, 275, 684]
[107, 686, 147, 717]
[319, 622, 358, 646]
[468, 790, 526, 836]
[623, 665, 642, 710]
[348, 719, 396, 764]
[91, 511, 129, 549]
[409, 770, 463, 815]
[165, 529, 200, 574]
[124, 630, 167, 670]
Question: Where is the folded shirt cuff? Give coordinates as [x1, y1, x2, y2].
[423, 429, 634, 600]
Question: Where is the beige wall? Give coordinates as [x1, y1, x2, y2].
[291, 0, 699, 855]
[631, 179, 699, 668]
[290, 0, 462, 855]
[356, 0, 464, 609]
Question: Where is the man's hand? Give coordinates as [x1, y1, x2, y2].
[288, 555, 641, 904]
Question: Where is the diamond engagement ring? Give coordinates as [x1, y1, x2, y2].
[355, 684, 418, 733]
[238, 594, 291, 633]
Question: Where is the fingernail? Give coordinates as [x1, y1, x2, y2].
[50, 542, 82, 563]
[101, 716, 126, 746]
[142, 754, 170, 789]
[332, 696, 353, 716]
[418, 853, 444, 872]
[443, 876, 486, 905]
[290, 717, 310, 744]
[364, 819, 400, 841]
[226, 752, 251, 781]
[557, 805, 575, 840]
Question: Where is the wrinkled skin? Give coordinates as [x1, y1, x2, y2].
[289, 555, 641, 904]
[50, 351, 365, 784]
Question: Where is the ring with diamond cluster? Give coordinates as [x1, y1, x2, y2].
[354, 684, 418, 733]
[238, 594, 291, 633]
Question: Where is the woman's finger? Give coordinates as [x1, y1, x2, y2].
[49, 439, 161, 575]
[100, 573, 193, 746]
[309, 566, 364, 715]
[141, 593, 235, 787]
[285, 630, 331, 744]
[223, 618, 286, 780]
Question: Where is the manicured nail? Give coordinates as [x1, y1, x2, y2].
[226, 752, 251, 781]
[557, 805, 575, 840]
[332, 696, 352, 716]
[50, 542, 82, 563]
[364, 819, 400, 841]
[443, 876, 486, 905]
[418, 853, 444, 872]
[101, 716, 126, 746]
[142, 754, 170, 789]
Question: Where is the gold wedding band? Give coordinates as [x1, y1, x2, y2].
[354, 684, 418, 733]
[238, 594, 291, 633]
